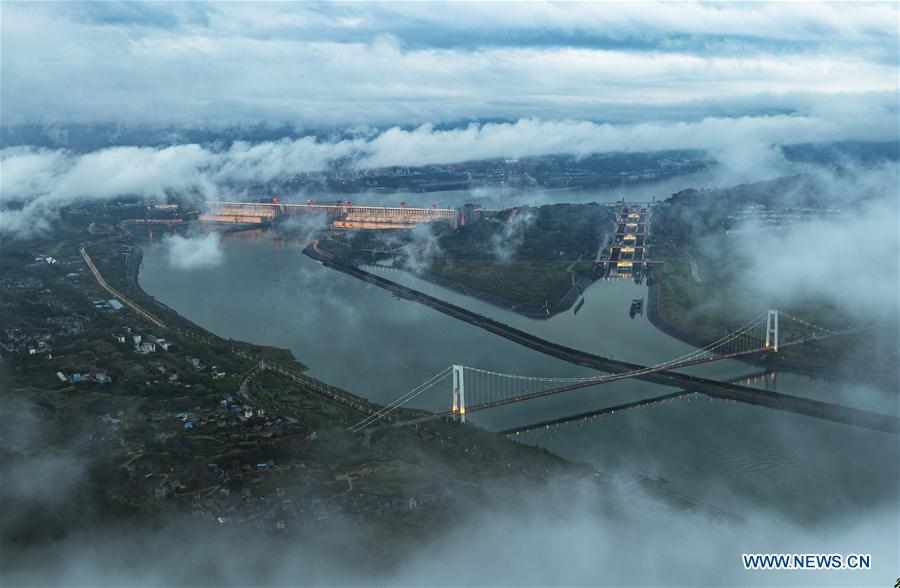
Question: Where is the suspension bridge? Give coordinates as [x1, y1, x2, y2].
[498, 369, 780, 435]
[346, 309, 898, 435]
[304, 245, 897, 434]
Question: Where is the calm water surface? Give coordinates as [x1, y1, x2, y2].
[139, 228, 898, 530]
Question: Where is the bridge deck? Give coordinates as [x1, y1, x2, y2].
[305, 246, 898, 434]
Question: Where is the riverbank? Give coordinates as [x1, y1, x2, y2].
[319, 201, 610, 319]
[8, 228, 643, 567]
[126, 227, 899, 546]
[368, 263, 594, 319]
[646, 278, 897, 387]
[305, 243, 898, 434]
[112, 231, 779, 521]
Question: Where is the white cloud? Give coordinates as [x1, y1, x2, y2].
[362, 2, 899, 45]
[2, 474, 896, 586]
[491, 208, 535, 263]
[0, 2, 896, 129]
[1, 3, 897, 237]
[2, 111, 897, 238]
[737, 173, 900, 319]
[163, 232, 224, 270]
[675, 165, 900, 326]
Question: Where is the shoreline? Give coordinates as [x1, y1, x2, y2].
[364, 262, 592, 319]
[304, 243, 898, 434]
[645, 280, 896, 387]
[101, 232, 386, 419]
[121, 228, 896, 434]
[166, 223, 894, 389]
[91, 231, 801, 523]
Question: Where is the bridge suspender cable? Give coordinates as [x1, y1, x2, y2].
[356, 313, 773, 430]
[348, 366, 453, 432]
[451, 312, 780, 411]
[462, 311, 769, 387]
[351, 309, 877, 431]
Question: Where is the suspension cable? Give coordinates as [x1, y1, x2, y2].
[464, 311, 768, 390]
[348, 366, 452, 432]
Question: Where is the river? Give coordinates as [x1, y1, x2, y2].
[138, 225, 897, 530]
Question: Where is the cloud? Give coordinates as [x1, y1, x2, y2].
[398, 223, 444, 275]
[491, 208, 535, 263]
[2, 111, 897, 238]
[689, 165, 900, 325]
[2, 455, 87, 509]
[0, 144, 218, 238]
[0, 3, 896, 129]
[1, 1, 896, 240]
[1, 473, 896, 587]
[162, 232, 224, 270]
[738, 172, 899, 320]
[51, 2, 900, 49]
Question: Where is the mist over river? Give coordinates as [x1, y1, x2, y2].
[139, 226, 897, 537]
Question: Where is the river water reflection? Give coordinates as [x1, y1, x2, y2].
[139, 228, 897, 528]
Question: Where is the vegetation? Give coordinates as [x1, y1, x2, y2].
[428, 259, 574, 308]
[1, 219, 585, 557]
[325, 203, 614, 312]
[650, 174, 899, 381]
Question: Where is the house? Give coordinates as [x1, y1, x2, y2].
[107, 299, 124, 311]
[94, 372, 110, 384]
[112, 334, 127, 344]
[132, 335, 142, 347]
[56, 371, 67, 383]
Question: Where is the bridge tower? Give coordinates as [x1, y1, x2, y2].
[765, 309, 779, 351]
[452, 364, 466, 423]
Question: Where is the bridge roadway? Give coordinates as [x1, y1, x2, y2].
[499, 370, 779, 435]
[499, 390, 695, 435]
[305, 244, 899, 434]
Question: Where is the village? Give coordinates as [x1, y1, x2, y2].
[1, 228, 567, 544]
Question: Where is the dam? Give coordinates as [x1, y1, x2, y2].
[198, 199, 483, 230]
